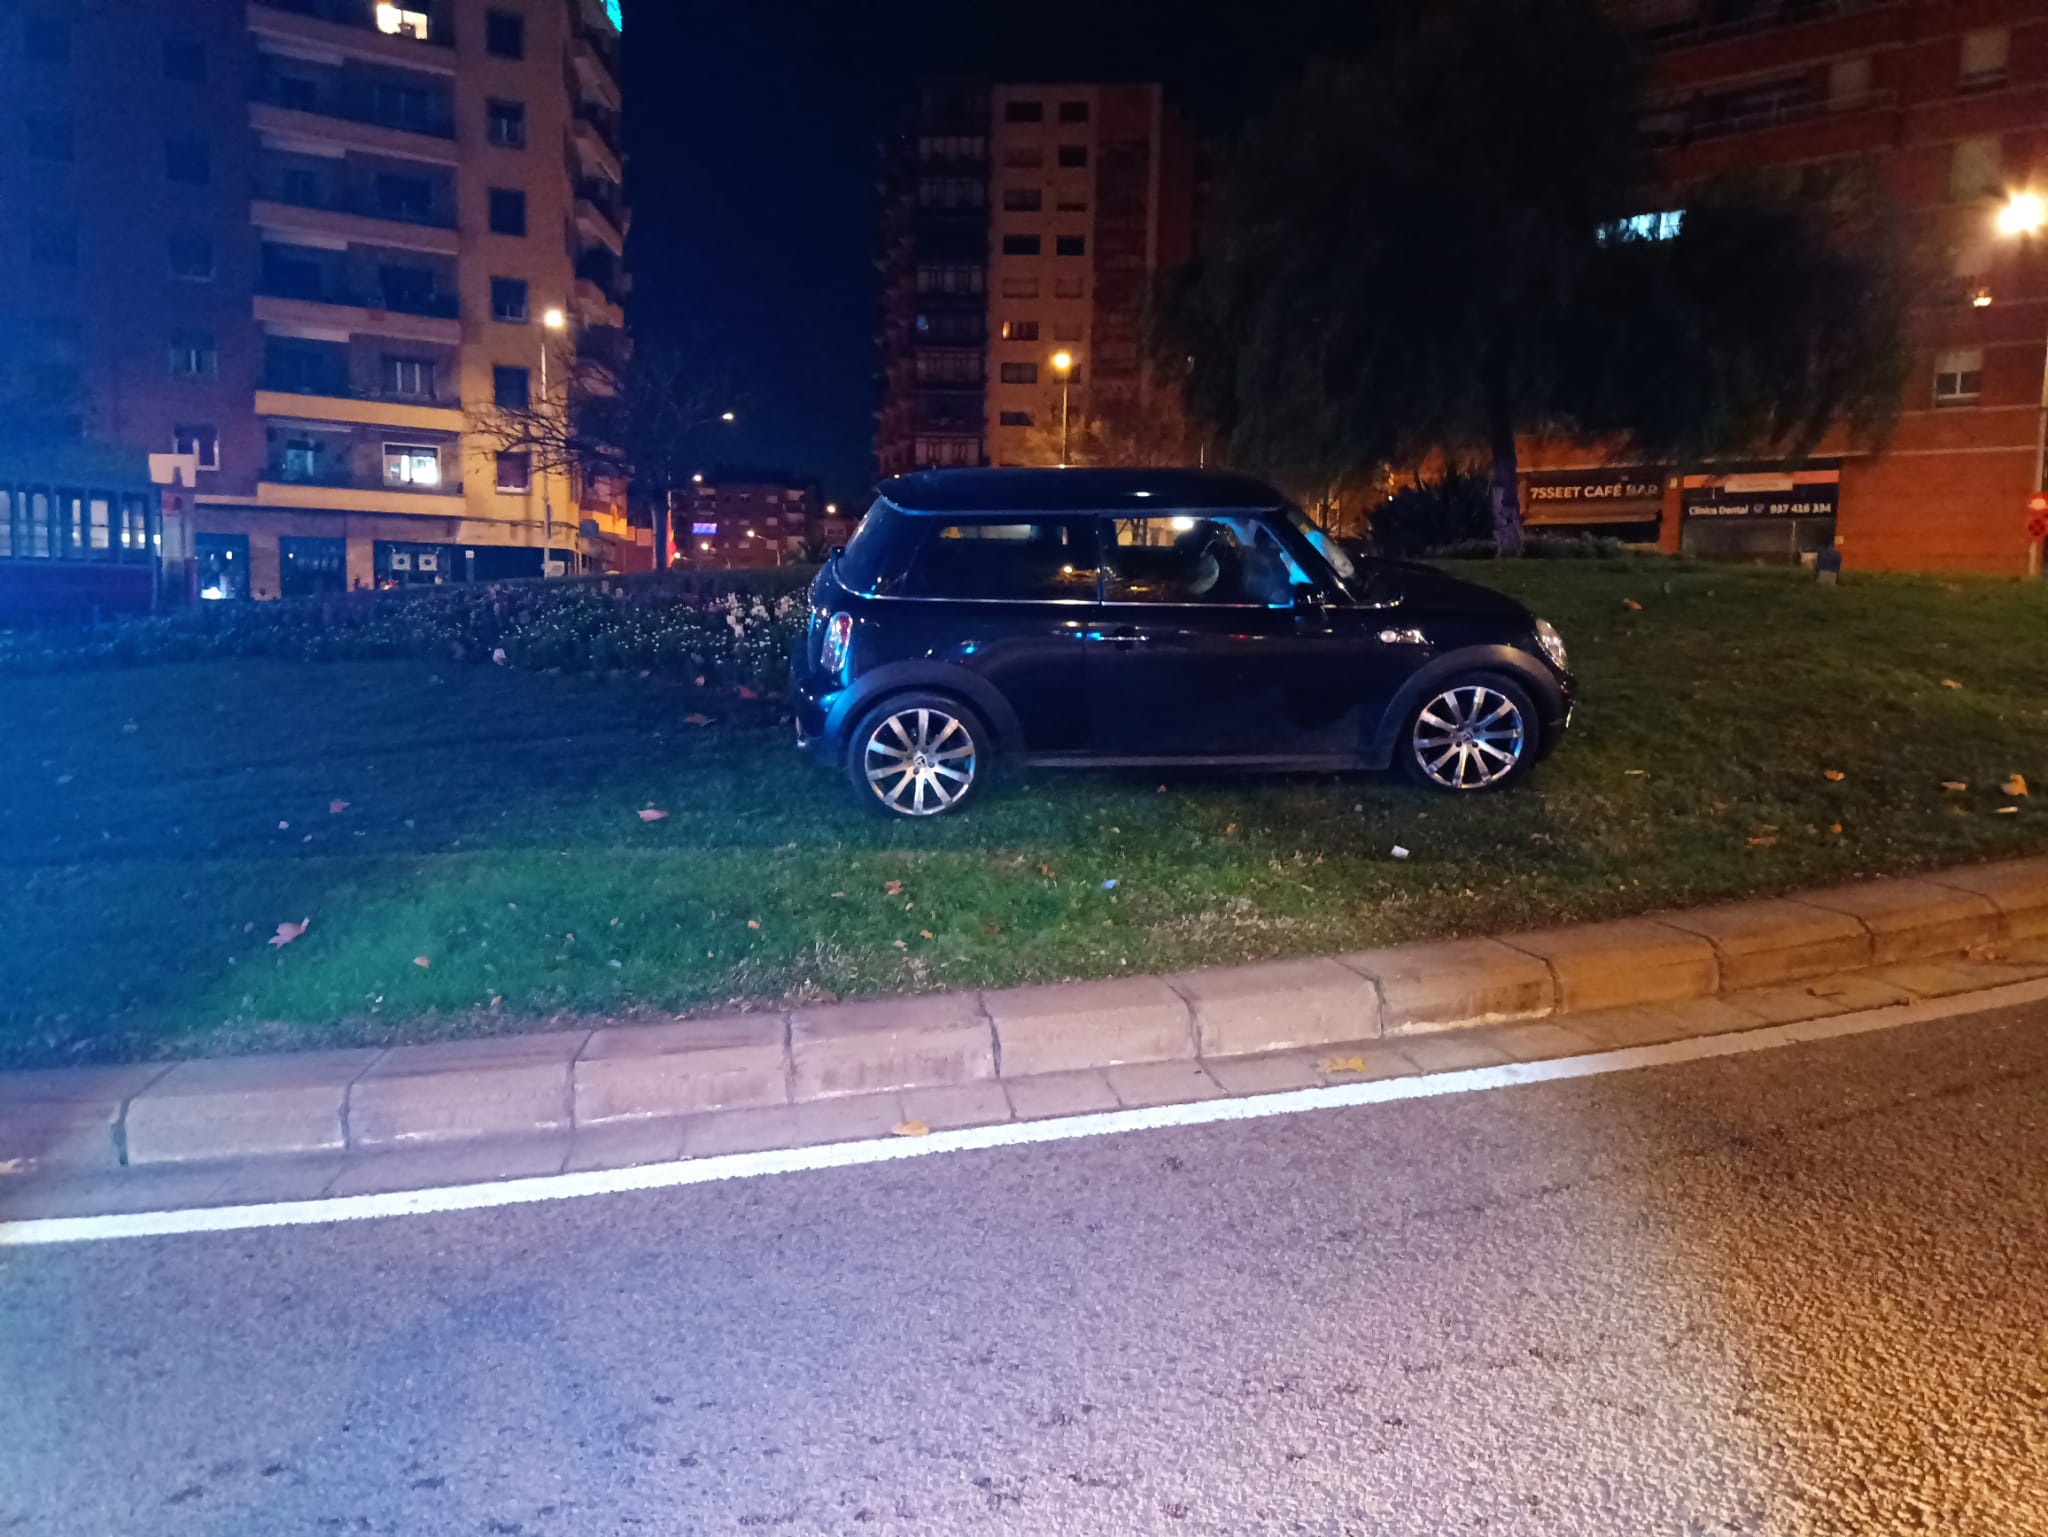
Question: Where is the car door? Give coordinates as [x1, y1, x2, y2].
[1086, 511, 1401, 762]
[892, 515, 1100, 753]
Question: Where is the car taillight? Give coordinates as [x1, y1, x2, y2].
[819, 611, 853, 675]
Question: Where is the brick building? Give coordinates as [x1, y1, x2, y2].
[1521, 0, 2048, 573]
[668, 473, 822, 569]
[876, 81, 1199, 476]
[0, 0, 632, 606]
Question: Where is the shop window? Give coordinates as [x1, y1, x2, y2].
[280, 536, 347, 598]
[195, 533, 248, 599]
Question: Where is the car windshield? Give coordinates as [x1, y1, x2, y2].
[1279, 506, 1365, 600]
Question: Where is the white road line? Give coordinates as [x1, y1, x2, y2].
[6, 978, 2046, 1247]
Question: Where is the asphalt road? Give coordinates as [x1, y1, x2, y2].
[5, 1003, 2046, 1536]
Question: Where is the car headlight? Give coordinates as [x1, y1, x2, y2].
[1533, 617, 1568, 672]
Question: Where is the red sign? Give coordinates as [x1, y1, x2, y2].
[2028, 494, 2048, 541]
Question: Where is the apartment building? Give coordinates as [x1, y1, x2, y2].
[876, 80, 1198, 478]
[669, 473, 821, 569]
[0, 0, 630, 605]
[1522, 0, 2048, 573]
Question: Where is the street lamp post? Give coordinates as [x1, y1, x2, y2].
[1994, 192, 2047, 578]
[539, 307, 566, 577]
[1050, 350, 1074, 467]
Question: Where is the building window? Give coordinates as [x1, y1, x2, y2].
[376, 173, 434, 221]
[278, 437, 323, 482]
[280, 536, 348, 598]
[1002, 187, 1043, 212]
[378, 264, 439, 312]
[371, 82, 438, 131]
[486, 98, 526, 148]
[165, 136, 211, 185]
[494, 365, 531, 410]
[915, 263, 985, 295]
[491, 277, 529, 322]
[1003, 233, 1042, 256]
[1000, 273, 1040, 300]
[31, 225, 78, 267]
[495, 450, 532, 491]
[488, 188, 527, 236]
[1053, 274, 1084, 299]
[382, 356, 437, 398]
[917, 133, 987, 163]
[485, 9, 525, 58]
[1056, 234, 1086, 257]
[26, 113, 72, 161]
[1056, 195, 1089, 213]
[1001, 319, 1039, 341]
[998, 410, 1034, 427]
[1002, 145, 1044, 169]
[1000, 362, 1039, 385]
[1058, 101, 1090, 124]
[170, 332, 218, 379]
[1959, 27, 2009, 90]
[173, 424, 219, 471]
[913, 350, 982, 384]
[1052, 320, 1083, 342]
[168, 234, 214, 280]
[1826, 55, 1871, 107]
[375, 4, 431, 39]
[164, 37, 206, 83]
[1933, 348, 1983, 406]
[1950, 137, 2001, 199]
[1004, 100, 1044, 123]
[917, 176, 985, 210]
[1057, 145, 1089, 169]
[22, 14, 68, 62]
[384, 443, 441, 487]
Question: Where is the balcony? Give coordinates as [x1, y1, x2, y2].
[251, 187, 458, 256]
[247, 0, 457, 72]
[255, 383, 464, 434]
[253, 283, 460, 345]
[573, 179, 627, 255]
[1644, 86, 1897, 149]
[257, 468, 465, 518]
[571, 103, 624, 183]
[570, 23, 622, 111]
[250, 82, 457, 165]
[1615, 0, 1900, 53]
[571, 278, 625, 330]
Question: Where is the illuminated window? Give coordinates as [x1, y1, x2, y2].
[1933, 348, 1983, 406]
[384, 444, 441, 486]
[375, 5, 430, 40]
[1001, 320, 1039, 341]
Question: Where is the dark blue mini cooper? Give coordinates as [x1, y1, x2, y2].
[792, 468, 1574, 817]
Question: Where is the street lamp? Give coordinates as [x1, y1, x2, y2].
[539, 307, 567, 577]
[1994, 191, 2047, 577]
[1050, 350, 1075, 466]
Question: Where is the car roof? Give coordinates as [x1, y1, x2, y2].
[876, 467, 1289, 516]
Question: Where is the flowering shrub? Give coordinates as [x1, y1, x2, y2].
[0, 572, 815, 692]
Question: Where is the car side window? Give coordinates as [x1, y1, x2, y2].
[1102, 515, 1312, 607]
[899, 519, 1099, 601]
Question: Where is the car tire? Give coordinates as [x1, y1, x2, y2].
[1399, 672, 1540, 793]
[845, 691, 990, 818]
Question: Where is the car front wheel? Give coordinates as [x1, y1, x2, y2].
[845, 692, 987, 817]
[1400, 674, 1538, 792]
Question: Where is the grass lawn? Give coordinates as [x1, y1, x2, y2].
[3, 558, 2045, 1069]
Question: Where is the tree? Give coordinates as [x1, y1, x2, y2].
[1010, 386, 1200, 469]
[1153, 0, 1907, 554]
[467, 334, 738, 562]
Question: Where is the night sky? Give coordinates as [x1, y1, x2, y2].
[620, 0, 1383, 502]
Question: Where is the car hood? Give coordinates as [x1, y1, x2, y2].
[1360, 559, 1532, 622]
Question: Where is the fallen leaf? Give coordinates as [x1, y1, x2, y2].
[329, 799, 350, 814]
[746, 919, 760, 930]
[1391, 845, 1411, 859]
[1622, 598, 1643, 611]
[2003, 774, 2029, 797]
[492, 647, 507, 666]
[892, 1120, 930, 1138]
[1823, 770, 1845, 782]
[414, 956, 431, 968]
[1322, 1055, 1370, 1075]
[920, 929, 934, 939]
[1157, 784, 1167, 793]
[736, 685, 759, 700]
[1994, 806, 2020, 815]
[1941, 679, 1962, 689]
[1942, 781, 1969, 792]
[268, 918, 310, 948]
[1101, 878, 1119, 890]
[489, 995, 502, 1008]
[683, 713, 713, 726]
[893, 939, 907, 949]
[278, 820, 290, 831]
[885, 880, 904, 895]
[638, 808, 669, 822]
[1038, 864, 1056, 878]
[1623, 769, 1646, 777]
[831, 891, 846, 898]
[1828, 823, 1843, 835]
[1747, 835, 1778, 848]
[1223, 824, 1237, 837]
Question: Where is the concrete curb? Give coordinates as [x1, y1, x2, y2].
[5, 856, 2042, 1171]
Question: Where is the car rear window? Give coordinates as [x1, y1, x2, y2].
[833, 499, 901, 594]
[899, 519, 1098, 601]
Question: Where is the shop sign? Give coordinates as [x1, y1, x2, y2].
[1684, 479, 1838, 519]
[1521, 467, 1667, 526]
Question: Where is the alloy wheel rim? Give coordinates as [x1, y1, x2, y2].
[864, 708, 976, 815]
[1412, 685, 1525, 790]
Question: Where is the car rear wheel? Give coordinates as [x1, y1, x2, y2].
[1400, 674, 1537, 792]
[846, 692, 988, 817]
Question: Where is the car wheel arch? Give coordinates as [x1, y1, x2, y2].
[1369, 645, 1564, 765]
[824, 658, 1027, 755]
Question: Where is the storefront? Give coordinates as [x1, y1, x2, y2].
[1519, 467, 1667, 543]
[1679, 466, 1840, 562]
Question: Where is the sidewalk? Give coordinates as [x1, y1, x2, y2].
[4, 860, 2046, 1224]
